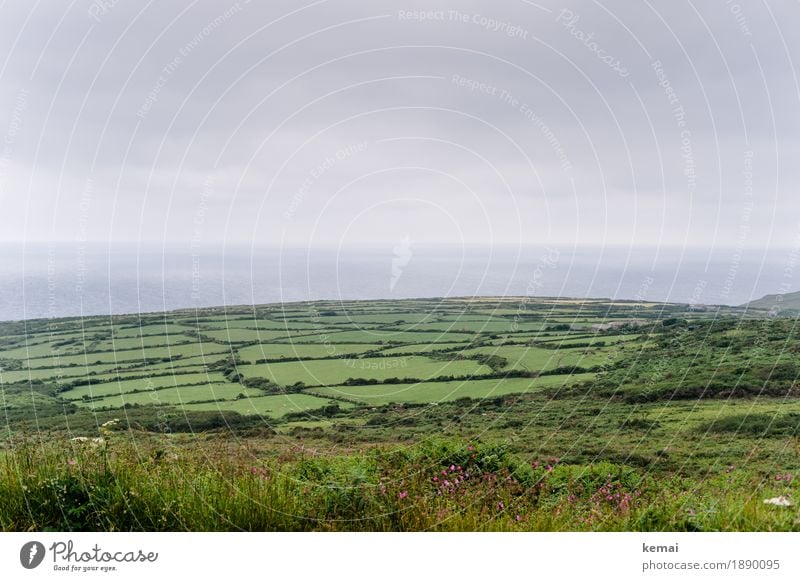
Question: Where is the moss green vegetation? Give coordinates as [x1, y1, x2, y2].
[458, 345, 615, 372]
[1, 436, 798, 531]
[1, 296, 800, 531]
[60, 372, 230, 400]
[239, 355, 491, 387]
[238, 343, 374, 361]
[309, 374, 594, 405]
[73, 384, 256, 410]
[181, 393, 354, 417]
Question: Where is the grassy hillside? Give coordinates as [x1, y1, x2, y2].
[744, 290, 800, 314]
[2, 436, 796, 532]
[2, 297, 800, 531]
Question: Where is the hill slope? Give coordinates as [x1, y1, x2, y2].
[744, 290, 800, 313]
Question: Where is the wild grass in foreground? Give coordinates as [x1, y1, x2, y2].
[1, 430, 798, 532]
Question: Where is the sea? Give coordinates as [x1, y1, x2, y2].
[0, 242, 797, 322]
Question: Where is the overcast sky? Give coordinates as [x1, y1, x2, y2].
[0, 0, 798, 251]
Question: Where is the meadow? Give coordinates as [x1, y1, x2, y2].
[1, 295, 799, 531]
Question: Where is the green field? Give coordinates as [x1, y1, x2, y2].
[60, 372, 229, 400]
[239, 355, 490, 387]
[200, 328, 300, 342]
[24, 342, 229, 368]
[310, 374, 594, 405]
[458, 345, 614, 372]
[285, 329, 477, 344]
[2, 295, 800, 531]
[74, 383, 256, 409]
[378, 342, 473, 355]
[237, 343, 377, 361]
[181, 393, 353, 417]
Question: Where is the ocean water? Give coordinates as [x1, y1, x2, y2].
[0, 243, 796, 322]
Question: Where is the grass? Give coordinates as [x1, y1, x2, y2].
[199, 329, 300, 343]
[82, 363, 214, 385]
[0, 436, 797, 532]
[378, 342, 472, 355]
[90, 334, 206, 350]
[111, 323, 193, 338]
[2, 296, 800, 531]
[239, 356, 491, 387]
[60, 373, 229, 400]
[24, 342, 229, 368]
[287, 330, 477, 344]
[393, 321, 547, 333]
[302, 313, 440, 324]
[237, 343, 377, 362]
[460, 345, 615, 372]
[72, 384, 259, 409]
[0, 364, 125, 383]
[536, 333, 642, 346]
[180, 393, 352, 417]
[309, 374, 595, 405]
[194, 320, 326, 331]
[0, 341, 88, 360]
[701, 413, 800, 436]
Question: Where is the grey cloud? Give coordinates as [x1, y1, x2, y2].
[0, 0, 798, 249]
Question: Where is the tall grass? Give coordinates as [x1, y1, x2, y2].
[0, 432, 796, 531]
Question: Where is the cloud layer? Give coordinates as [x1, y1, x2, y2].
[0, 0, 798, 251]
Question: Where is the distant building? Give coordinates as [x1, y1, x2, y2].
[591, 319, 647, 332]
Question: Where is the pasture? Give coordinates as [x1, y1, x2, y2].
[2, 296, 799, 531]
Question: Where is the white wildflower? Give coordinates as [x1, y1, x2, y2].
[763, 496, 793, 507]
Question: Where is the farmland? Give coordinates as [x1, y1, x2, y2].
[2, 295, 800, 531]
[0, 297, 665, 421]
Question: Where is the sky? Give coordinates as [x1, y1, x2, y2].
[0, 0, 798, 252]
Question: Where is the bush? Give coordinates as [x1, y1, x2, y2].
[701, 413, 800, 437]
